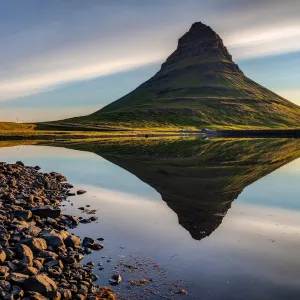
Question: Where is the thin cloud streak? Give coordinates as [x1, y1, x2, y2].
[0, 0, 300, 102]
[0, 55, 161, 101]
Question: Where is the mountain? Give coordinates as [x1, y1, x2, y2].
[64, 21, 300, 129]
[53, 138, 300, 240]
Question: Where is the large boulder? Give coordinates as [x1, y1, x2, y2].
[31, 206, 61, 218]
[15, 244, 34, 267]
[64, 235, 80, 249]
[27, 225, 42, 237]
[13, 210, 32, 220]
[23, 274, 57, 294]
[28, 238, 47, 252]
[10, 272, 29, 284]
[39, 233, 64, 249]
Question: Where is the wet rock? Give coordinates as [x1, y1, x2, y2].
[44, 259, 63, 269]
[4, 250, 15, 261]
[0, 280, 10, 292]
[177, 288, 188, 295]
[82, 237, 95, 248]
[0, 162, 116, 299]
[31, 206, 61, 218]
[79, 218, 91, 224]
[15, 244, 34, 267]
[25, 291, 48, 299]
[23, 274, 57, 294]
[76, 190, 86, 195]
[33, 260, 43, 271]
[0, 266, 9, 279]
[22, 266, 39, 276]
[7, 262, 18, 272]
[58, 288, 72, 299]
[109, 274, 121, 285]
[37, 250, 58, 260]
[45, 290, 61, 299]
[64, 235, 81, 249]
[39, 233, 64, 249]
[10, 272, 29, 284]
[67, 192, 76, 196]
[27, 225, 42, 237]
[90, 243, 103, 251]
[0, 250, 6, 263]
[27, 237, 48, 253]
[13, 210, 32, 220]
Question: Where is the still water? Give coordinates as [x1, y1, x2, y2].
[0, 139, 300, 299]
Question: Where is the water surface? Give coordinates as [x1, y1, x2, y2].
[0, 138, 300, 299]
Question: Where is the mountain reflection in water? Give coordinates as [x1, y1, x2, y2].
[51, 137, 300, 241]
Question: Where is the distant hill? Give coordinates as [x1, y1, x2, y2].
[65, 22, 300, 129]
[0, 122, 35, 131]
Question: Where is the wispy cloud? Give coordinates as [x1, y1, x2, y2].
[227, 25, 300, 59]
[0, 54, 161, 101]
[0, 0, 299, 102]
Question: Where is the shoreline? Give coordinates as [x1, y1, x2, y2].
[0, 161, 116, 299]
[0, 129, 300, 142]
[212, 129, 300, 138]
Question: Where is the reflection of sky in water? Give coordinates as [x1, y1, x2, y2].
[0, 145, 300, 299]
[238, 158, 300, 210]
[0, 145, 159, 199]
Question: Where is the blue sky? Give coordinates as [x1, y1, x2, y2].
[0, 0, 300, 122]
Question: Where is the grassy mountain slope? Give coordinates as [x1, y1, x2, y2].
[64, 22, 300, 129]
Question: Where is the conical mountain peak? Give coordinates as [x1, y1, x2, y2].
[64, 21, 300, 129]
[162, 22, 236, 70]
[179, 22, 218, 44]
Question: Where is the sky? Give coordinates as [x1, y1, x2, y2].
[0, 0, 300, 122]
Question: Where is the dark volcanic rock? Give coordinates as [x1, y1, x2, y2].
[64, 235, 81, 249]
[0, 250, 6, 263]
[23, 274, 57, 293]
[27, 238, 47, 252]
[76, 190, 86, 195]
[31, 206, 61, 218]
[0, 161, 114, 299]
[13, 210, 32, 220]
[15, 244, 34, 267]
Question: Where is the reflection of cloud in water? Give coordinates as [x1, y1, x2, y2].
[83, 185, 161, 205]
[278, 157, 300, 173]
[0, 145, 100, 160]
[208, 202, 300, 287]
[65, 184, 186, 241]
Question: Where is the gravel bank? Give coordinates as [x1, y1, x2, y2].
[0, 161, 115, 300]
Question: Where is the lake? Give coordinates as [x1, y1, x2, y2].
[0, 138, 300, 299]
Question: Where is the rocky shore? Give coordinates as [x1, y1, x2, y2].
[0, 161, 116, 299]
